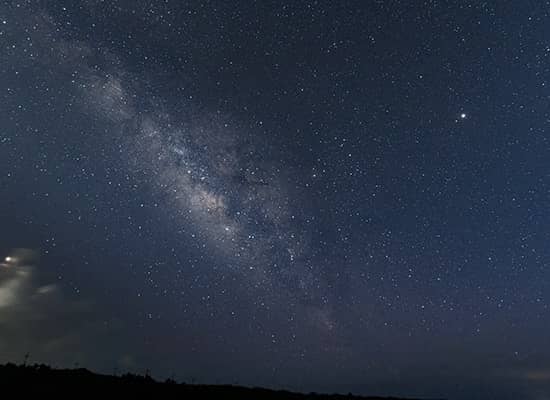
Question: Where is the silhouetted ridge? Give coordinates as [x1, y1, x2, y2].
[0, 363, 443, 399]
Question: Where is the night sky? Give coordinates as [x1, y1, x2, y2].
[1, 1, 550, 399]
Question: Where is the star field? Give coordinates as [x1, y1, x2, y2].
[1, 1, 550, 399]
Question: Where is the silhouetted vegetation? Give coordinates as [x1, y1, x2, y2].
[0, 363, 442, 399]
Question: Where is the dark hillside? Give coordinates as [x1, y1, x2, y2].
[0, 363, 441, 400]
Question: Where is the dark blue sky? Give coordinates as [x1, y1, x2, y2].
[1, 1, 550, 399]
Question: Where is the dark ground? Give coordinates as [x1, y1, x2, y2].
[0, 363, 441, 399]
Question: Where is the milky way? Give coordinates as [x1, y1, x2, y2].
[74, 42, 323, 307]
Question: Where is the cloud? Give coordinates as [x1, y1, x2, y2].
[0, 249, 40, 309]
[0, 266, 29, 308]
[0, 248, 103, 367]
